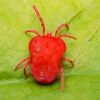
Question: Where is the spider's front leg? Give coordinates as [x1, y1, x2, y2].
[63, 57, 74, 66]
[25, 29, 40, 36]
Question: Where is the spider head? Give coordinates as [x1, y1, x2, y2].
[47, 31, 52, 37]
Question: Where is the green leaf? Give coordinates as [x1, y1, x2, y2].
[0, 0, 100, 100]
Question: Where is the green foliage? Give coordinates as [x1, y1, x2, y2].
[0, 0, 100, 100]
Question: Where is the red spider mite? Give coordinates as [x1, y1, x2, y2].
[14, 5, 77, 91]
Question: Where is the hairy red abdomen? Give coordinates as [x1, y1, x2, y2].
[29, 36, 66, 83]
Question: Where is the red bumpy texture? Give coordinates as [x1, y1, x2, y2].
[29, 36, 66, 84]
[14, 5, 77, 91]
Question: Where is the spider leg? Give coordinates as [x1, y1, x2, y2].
[23, 60, 31, 78]
[63, 57, 74, 66]
[25, 29, 40, 36]
[55, 23, 69, 37]
[60, 64, 64, 91]
[14, 57, 31, 71]
[58, 33, 77, 40]
[33, 5, 45, 35]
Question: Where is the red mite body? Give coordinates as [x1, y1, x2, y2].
[30, 36, 66, 83]
[15, 5, 77, 91]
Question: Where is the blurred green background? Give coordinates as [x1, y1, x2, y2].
[0, 0, 100, 100]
